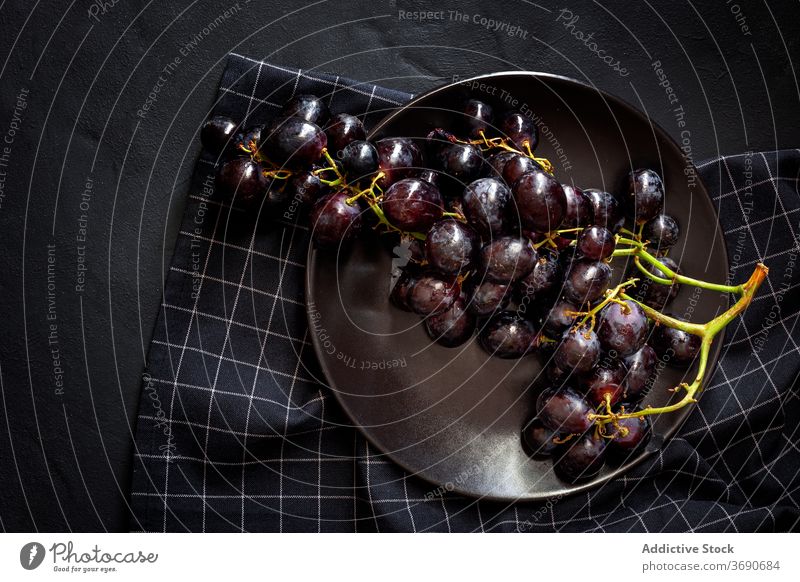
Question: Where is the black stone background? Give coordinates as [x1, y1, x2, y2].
[0, 0, 797, 531]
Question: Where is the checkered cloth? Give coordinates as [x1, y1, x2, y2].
[130, 53, 800, 532]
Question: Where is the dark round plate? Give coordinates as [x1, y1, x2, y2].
[306, 72, 728, 501]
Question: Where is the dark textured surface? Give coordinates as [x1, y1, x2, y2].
[0, 0, 798, 531]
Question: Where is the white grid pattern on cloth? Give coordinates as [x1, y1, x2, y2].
[129, 54, 800, 532]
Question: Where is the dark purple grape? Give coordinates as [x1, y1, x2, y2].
[580, 359, 628, 395]
[501, 111, 538, 150]
[409, 275, 459, 316]
[554, 434, 606, 483]
[424, 296, 476, 347]
[577, 225, 616, 260]
[555, 326, 601, 374]
[564, 259, 612, 304]
[285, 170, 327, 209]
[309, 191, 362, 248]
[340, 140, 378, 179]
[376, 137, 424, 188]
[390, 269, 419, 311]
[382, 178, 443, 232]
[265, 116, 327, 168]
[462, 177, 511, 237]
[512, 168, 567, 232]
[536, 386, 593, 434]
[562, 184, 591, 228]
[623, 345, 657, 401]
[607, 412, 651, 459]
[464, 99, 494, 138]
[627, 169, 664, 223]
[597, 299, 649, 357]
[479, 312, 538, 358]
[325, 113, 366, 153]
[282, 94, 330, 126]
[517, 251, 561, 301]
[425, 219, 477, 275]
[432, 142, 484, 186]
[522, 418, 560, 458]
[631, 256, 681, 309]
[541, 299, 579, 337]
[651, 323, 702, 365]
[583, 188, 624, 232]
[467, 280, 511, 316]
[502, 154, 541, 186]
[215, 158, 269, 205]
[484, 151, 518, 178]
[586, 382, 624, 408]
[643, 214, 680, 250]
[480, 236, 537, 284]
[201, 116, 238, 156]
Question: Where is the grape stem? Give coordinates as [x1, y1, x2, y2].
[588, 262, 769, 426]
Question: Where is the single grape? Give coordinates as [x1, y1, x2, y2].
[502, 154, 541, 186]
[554, 326, 601, 374]
[309, 191, 363, 248]
[623, 345, 657, 401]
[282, 94, 330, 126]
[484, 151, 518, 179]
[651, 323, 702, 365]
[265, 116, 327, 168]
[462, 177, 511, 237]
[432, 142, 484, 188]
[577, 225, 616, 260]
[425, 219, 477, 275]
[631, 256, 681, 309]
[285, 170, 328, 209]
[512, 168, 567, 232]
[480, 236, 538, 283]
[627, 168, 664, 223]
[201, 115, 238, 156]
[376, 137, 424, 188]
[215, 158, 269, 206]
[409, 275, 459, 316]
[643, 214, 680, 250]
[583, 188, 624, 232]
[517, 250, 561, 301]
[424, 296, 476, 347]
[536, 386, 593, 434]
[562, 184, 591, 228]
[500, 111, 538, 150]
[580, 359, 628, 396]
[325, 113, 366, 153]
[466, 280, 511, 316]
[563, 259, 612, 304]
[340, 140, 378, 179]
[479, 312, 538, 358]
[522, 418, 560, 458]
[382, 178, 443, 232]
[541, 299, 579, 337]
[464, 99, 494, 138]
[607, 412, 651, 460]
[390, 269, 419, 312]
[554, 434, 606, 483]
[596, 299, 649, 357]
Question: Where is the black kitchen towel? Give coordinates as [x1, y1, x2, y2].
[129, 53, 800, 532]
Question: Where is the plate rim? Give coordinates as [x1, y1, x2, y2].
[305, 70, 728, 502]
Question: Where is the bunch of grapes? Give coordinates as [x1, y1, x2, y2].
[201, 94, 768, 485]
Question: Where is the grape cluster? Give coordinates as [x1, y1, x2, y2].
[200, 94, 765, 486]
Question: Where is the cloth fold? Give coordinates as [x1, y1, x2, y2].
[130, 53, 800, 532]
